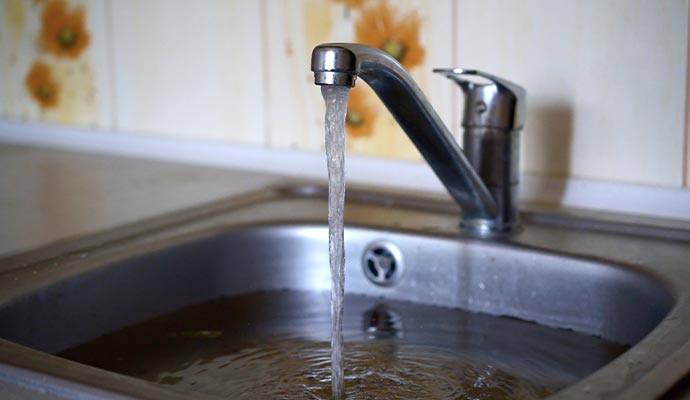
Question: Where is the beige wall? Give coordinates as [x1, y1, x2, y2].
[1, 0, 688, 188]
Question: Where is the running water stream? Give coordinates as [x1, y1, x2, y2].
[322, 85, 350, 400]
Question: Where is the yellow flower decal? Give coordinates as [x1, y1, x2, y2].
[40, 0, 90, 58]
[25, 61, 60, 109]
[346, 86, 378, 138]
[355, 0, 425, 70]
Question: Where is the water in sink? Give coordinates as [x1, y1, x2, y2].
[57, 290, 628, 399]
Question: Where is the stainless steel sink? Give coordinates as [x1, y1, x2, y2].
[0, 185, 688, 399]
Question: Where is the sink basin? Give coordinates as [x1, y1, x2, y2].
[0, 185, 688, 399]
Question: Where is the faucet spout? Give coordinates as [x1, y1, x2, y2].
[311, 43, 502, 233]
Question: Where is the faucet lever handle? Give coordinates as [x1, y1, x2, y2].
[433, 68, 526, 131]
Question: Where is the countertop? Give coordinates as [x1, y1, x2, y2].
[0, 143, 281, 258]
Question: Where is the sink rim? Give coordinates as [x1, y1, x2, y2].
[0, 183, 689, 400]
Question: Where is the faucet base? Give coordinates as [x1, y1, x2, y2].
[460, 218, 522, 236]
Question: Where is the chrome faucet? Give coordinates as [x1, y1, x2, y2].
[311, 43, 526, 235]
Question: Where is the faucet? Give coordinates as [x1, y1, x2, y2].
[311, 43, 526, 235]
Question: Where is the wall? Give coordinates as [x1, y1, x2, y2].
[1, 1, 689, 196]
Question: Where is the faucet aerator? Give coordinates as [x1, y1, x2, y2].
[313, 71, 357, 87]
[311, 45, 359, 87]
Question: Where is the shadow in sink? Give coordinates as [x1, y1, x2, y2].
[0, 187, 682, 399]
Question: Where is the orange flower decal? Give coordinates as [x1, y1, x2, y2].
[355, 0, 425, 70]
[40, 0, 90, 58]
[25, 61, 60, 109]
[333, 0, 366, 8]
[345, 86, 377, 138]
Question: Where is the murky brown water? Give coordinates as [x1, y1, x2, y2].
[58, 291, 628, 399]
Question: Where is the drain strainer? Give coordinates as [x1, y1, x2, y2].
[362, 240, 404, 286]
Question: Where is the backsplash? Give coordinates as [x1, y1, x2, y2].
[1, 0, 688, 188]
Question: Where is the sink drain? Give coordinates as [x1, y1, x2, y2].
[362, 241, 404, 286]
